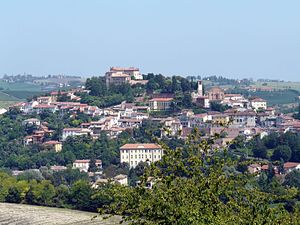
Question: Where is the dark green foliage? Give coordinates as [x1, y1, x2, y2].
[284, 170, 300, 188]
[294, 104, 300, 119]
[99, 129, 298, 224]
[5, 187, 22, 203]
[210, 101, 230, 112]
[245, 132, 300, 163]
[83, 77, 139, 107]
[144, 73, 196, 94]
[69, 180, 94, 211]
[52, 168, 89, 186]
[271, 145, 292, 162]
[252, 144, 268, 159]
[88, 157, 98, 172]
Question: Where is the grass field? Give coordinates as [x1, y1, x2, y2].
[251, 90, 299, 105]
[0, 81, 45, 107]
[0, 92, 20, 101]
[3, 90, 43, 99]
[0, 203, 122, 225]
[0, 101, 19, 109]
[227, 88, 299, 106]
[0, 81, 42, 91]
[254, 81, 300, 91]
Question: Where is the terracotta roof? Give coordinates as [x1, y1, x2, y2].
[43, 141, 62, 145]
[63, 128, 84, 131]
[34, 104, 56, 109]
[149, 98, 173, 102]
[225, 94, 242, 97]
[208, 87, 223, 92]
[120, 143, 161, 150]
[227, 110, 256, 116]
[284, 162, 300, 169]
[50, 91, 67, 95]
[248, 163, 261, 168]
[37, 96, 51, 99]
[261, 165, 269, 170]
[50, 165, 67, 171]
[74, 159, 101, 163]
[251, 98, 266, 102]
[110, 67, 139, 71]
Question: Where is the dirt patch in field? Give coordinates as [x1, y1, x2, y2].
[0, 203, 122, 225]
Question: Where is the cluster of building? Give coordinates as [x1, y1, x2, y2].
[192, 80, 268, 111]
[9, 67, 300, 186]
[248, 162, 300, 176]
[22, 118, 63, 152]
[105, 67, 147, 87]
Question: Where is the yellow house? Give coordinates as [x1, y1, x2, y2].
[43, 141, 63, 152]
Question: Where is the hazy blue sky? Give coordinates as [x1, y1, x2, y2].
[1, 0, 300, 81]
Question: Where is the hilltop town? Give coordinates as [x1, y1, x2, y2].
[0, 67, 300, 220]
[3, 67, 299, 179]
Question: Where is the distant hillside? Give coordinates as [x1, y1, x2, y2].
[0, 203, 121, 225]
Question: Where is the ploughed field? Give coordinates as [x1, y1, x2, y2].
[0, 203, 121, 225]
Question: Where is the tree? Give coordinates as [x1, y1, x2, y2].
[180, 78, 191, 92]
[294, 103, 300, 120]
[210, 101, 229, 112]
[252, 144, 268, 159]
[69, 180, 93, 211]
[85, 77, 107, 97]
[264, 132, 279, 149]
[284, 170, 300, 188]
[171, 76, 180, 93]
[271, 145, 292, 162]
[88, 157, 98, 173]
[182, 93, 192, 108]
[146, 79, 159, 93]
[5, 186, 22, 203]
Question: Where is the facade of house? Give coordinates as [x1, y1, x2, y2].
[73, 159, 102, 172]
[62, 128, 92, 141]
[22, 118, 41, 127]
[43, 141, 63, 152]
[207, 87, 225, 101]
[162, 117, 183, 137]
[110, 67, 142, 80]
[120, 143, 163, 168]
[149, 98, 173, 111]
[248, 163, 262, 174]
[227, 110, 256, 127]
[37, 96, 52, 105]
[250, 98, 267, 110]
[196, 96, 210, 108]
[105, 67, 135, 87]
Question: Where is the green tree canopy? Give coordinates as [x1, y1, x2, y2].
[99, 129, 296, 224]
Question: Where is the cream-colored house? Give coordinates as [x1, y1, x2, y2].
[120, 143, 163, 168]
[149, 98, 173, 111]
[73, 159, 102, 172]
[250, 98, 267, 110]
